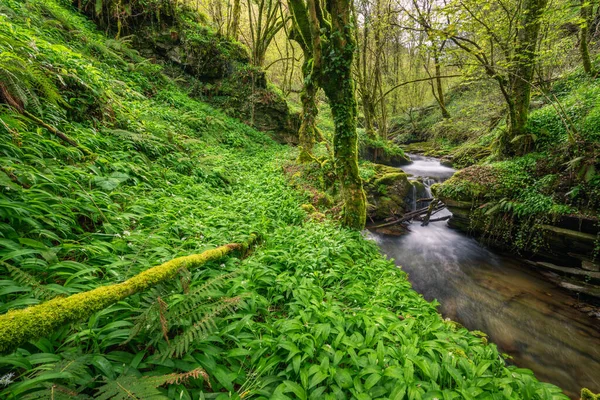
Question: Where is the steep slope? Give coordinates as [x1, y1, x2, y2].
[0, 0, 571, 398]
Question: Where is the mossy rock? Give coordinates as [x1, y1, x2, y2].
[361, 139, 411, 166]
[364, 164, 412, 221]
[374, 172, 406, 187]
[136, 23, 295, 136]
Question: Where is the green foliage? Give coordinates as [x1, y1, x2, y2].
[0, 0, 570, 398]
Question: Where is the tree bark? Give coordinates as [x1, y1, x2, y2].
[504, 0, 549, 155]
[434, 52, 451, 119]
[325, 76, 366, 229]
[581, 0, 594, 75]
[297, 54, 318, 162]
[288, 6, 318, 162]
[229, 0, 241, 39]
[289, 0, 367, 228]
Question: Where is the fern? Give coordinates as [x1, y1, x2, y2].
[127, 272, 244, 358]
[95, 374, 169, 400]
[0, 41, 63, 112]
[163, 296, 243, 359]
[1, 261, 55, 300]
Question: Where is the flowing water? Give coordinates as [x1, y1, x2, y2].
[368, 154, 600, 398]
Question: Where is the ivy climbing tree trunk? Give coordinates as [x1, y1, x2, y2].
[288, 0, 366, 229]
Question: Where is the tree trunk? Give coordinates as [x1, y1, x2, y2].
[362, 94, 377, 140]
[581, 0, 594, 75]
[289, 0, 366, 229]
[321, 0, 366, 229]
[229, 0, 241, 39]
[325, 79, 366, 229]
[434, 54, 451, 119]
[297, 57, 318, 162]
[506, 0, 548, 155]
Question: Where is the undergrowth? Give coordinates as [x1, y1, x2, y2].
[0, 0, 570, 398]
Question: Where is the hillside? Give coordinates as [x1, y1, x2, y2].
[0, 0, 577, 398]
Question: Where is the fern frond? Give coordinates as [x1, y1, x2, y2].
[1, 261, 55, 300]
[162, 296, 243, 359]
[163, 367, 210, 386]
[157, 296, 169, 344]
[95, 374, 169, 400]
[0, 45, 63, 112]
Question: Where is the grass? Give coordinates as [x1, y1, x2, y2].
[0, 0, 571, 398]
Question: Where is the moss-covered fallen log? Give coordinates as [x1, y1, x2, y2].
[0, 236, 256, 354]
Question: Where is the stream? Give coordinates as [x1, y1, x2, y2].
[368, 154, 600, 398]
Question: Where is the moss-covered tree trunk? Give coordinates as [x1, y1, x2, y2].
[581, 0, 594, 76]
[362, 95, 377, 139]
[289, 5, 318, 162]
[323, 69, 366, 229]
[434, 53, 451, 119]
[289, 0, 366, 229]
[505, 0, 548, 155]
[320, 0, 366, 229]
[229, 0, 241, 39]
[297, 57, 318, 162]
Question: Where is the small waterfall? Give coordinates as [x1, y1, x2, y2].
[411, 184, 417, 211]
[423, 178, 434, 199]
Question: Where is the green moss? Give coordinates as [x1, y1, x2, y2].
[374, 172, 407, 187]
[0, 238, 255, 354]
[582, 388, 600, 400]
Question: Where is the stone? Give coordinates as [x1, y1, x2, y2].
[364, 164, 412, 221]
[582, 260, 600, 272]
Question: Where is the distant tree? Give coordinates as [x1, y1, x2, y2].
[247, 0, 287, 66]
[579, 0, 595, 76]
[228, 0, 242, 38]
[409, 0, 550, 155]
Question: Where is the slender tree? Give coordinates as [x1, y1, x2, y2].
[580, 0, 594, 75]
[288, 3, 318, 162]
[506, 0, 549, 153]
[247, 0, 287, 66]
[228, 0, 242, 39]
[406, 0, 550, 155]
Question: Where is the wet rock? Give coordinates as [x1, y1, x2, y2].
[582, 260, 600, 272]
[440, 156, 454, 168]
[364, 164, 412, 221]
[361, 145, 411, 166]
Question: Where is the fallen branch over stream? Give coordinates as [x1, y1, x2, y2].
[371, 201, 447, 229]
[421, 199, 440, 226]
[0, 235, 257, 354]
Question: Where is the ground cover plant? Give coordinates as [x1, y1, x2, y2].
[0, 0, 572, 398]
